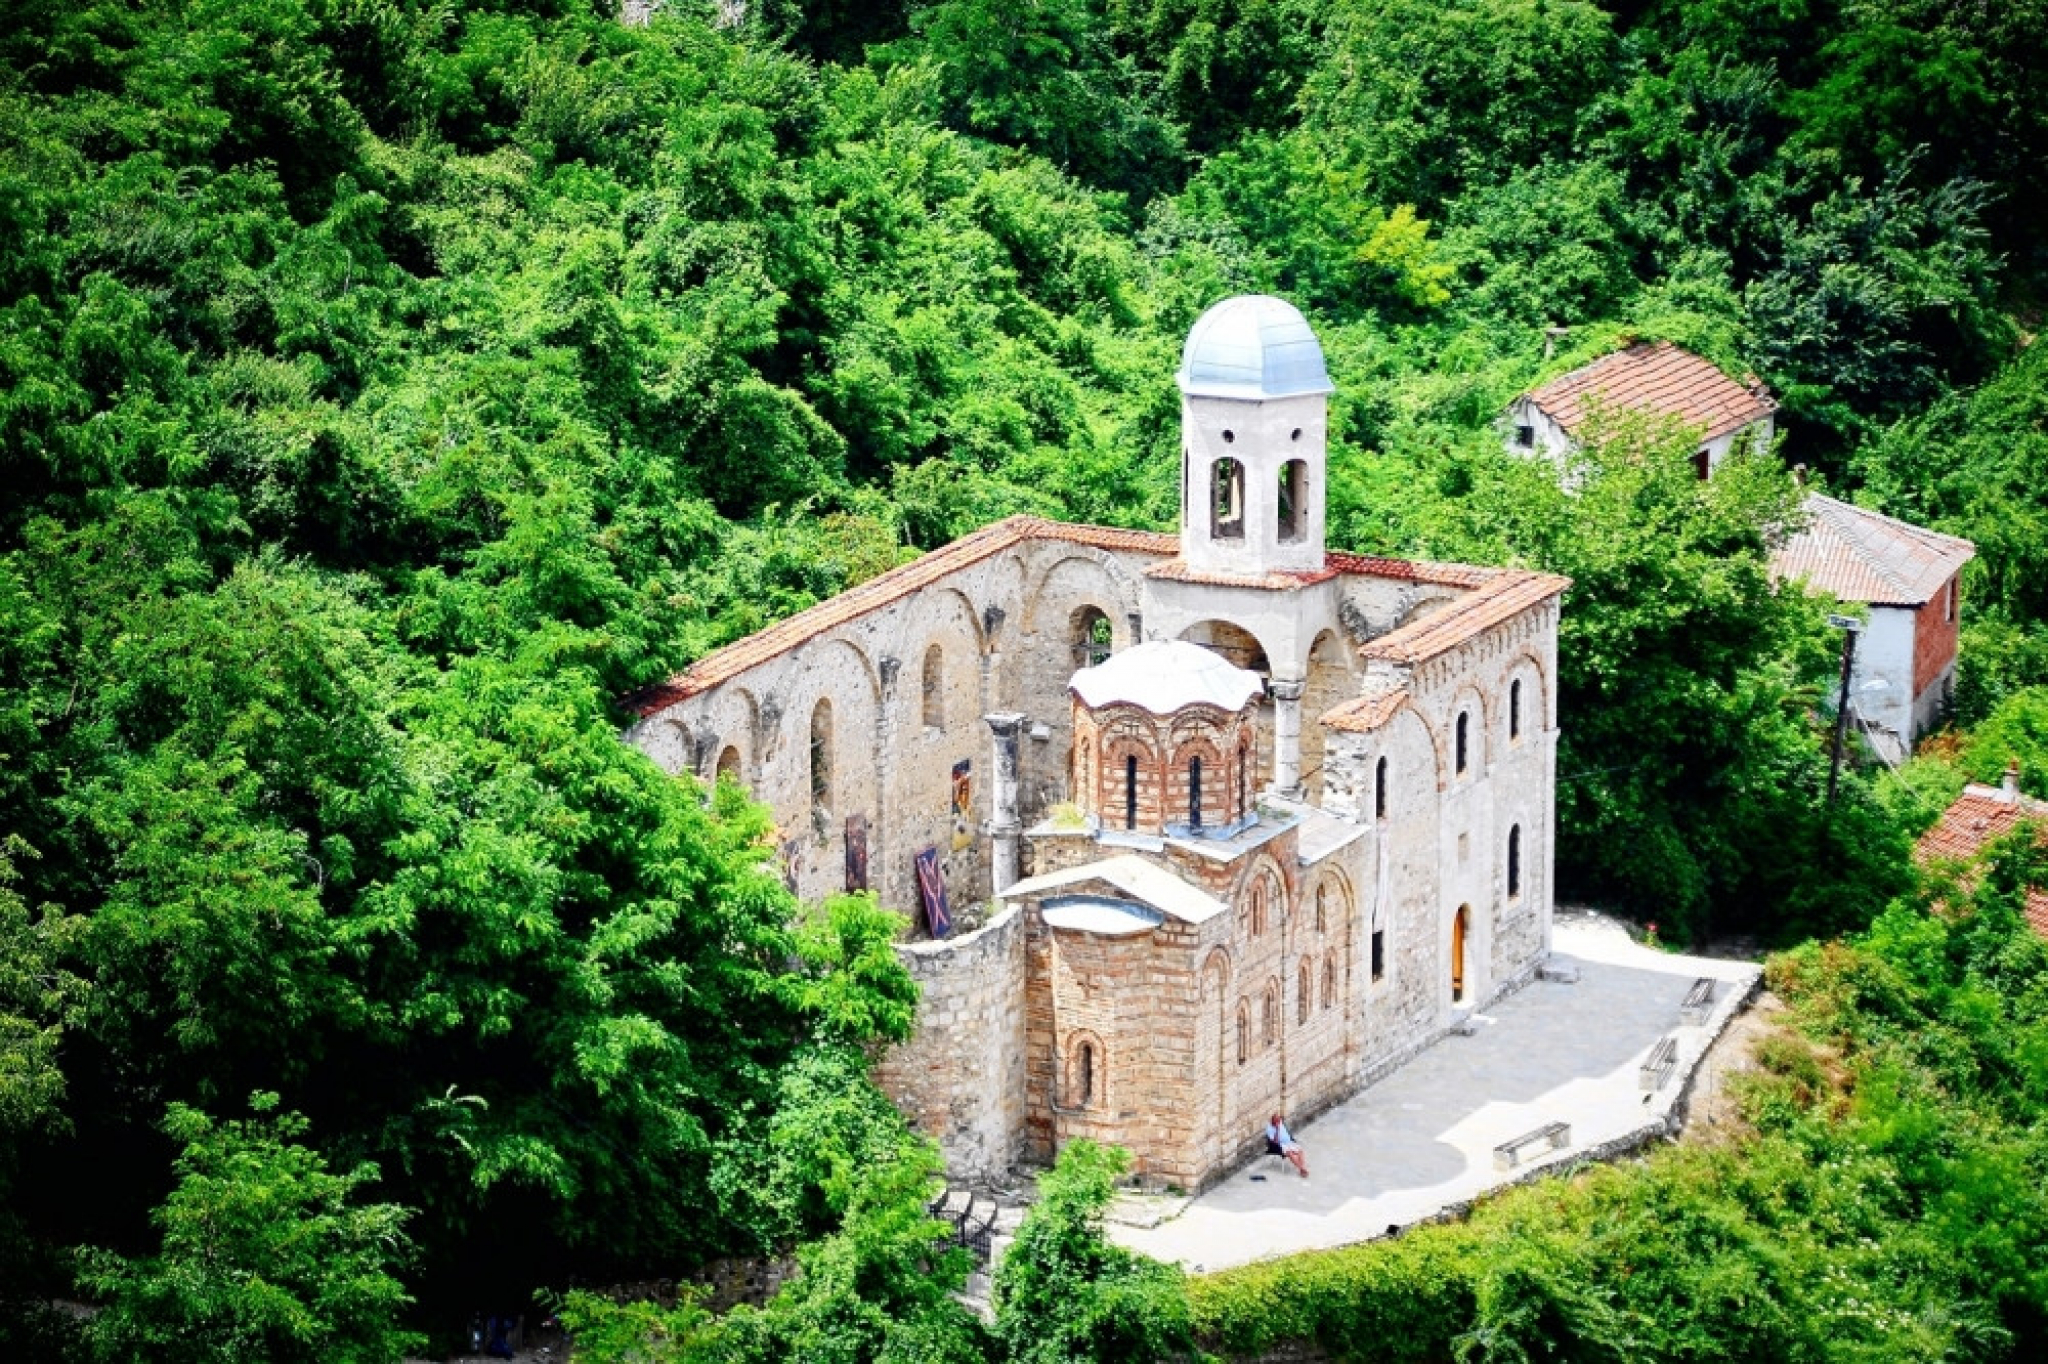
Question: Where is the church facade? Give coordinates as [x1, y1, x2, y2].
[626, 296, 1568, 1190]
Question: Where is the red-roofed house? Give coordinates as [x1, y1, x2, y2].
[1505, 341, 1777, 479]
[1770, 494, 1975, 757]
[1914, 766, 2048, 937]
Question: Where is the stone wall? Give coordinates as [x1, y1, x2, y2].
[872, 906, 1028, 1182]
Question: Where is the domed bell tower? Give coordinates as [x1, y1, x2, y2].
[1176, 295, 1332, 577]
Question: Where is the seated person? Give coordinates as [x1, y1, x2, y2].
[1265, 1111, 1308, 1178]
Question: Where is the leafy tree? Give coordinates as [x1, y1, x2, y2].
[884, 0, 1187, 199]
[76, 1093, 421, 1364]
[990, 1140, 1192, 1364]
[1398, 416, 1910, 939]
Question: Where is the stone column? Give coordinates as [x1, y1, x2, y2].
[986, 712, 1027, 894]
[1269, 677, 1305, 799]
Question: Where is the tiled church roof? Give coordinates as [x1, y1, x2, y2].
[1770, 494, 1975, 607]
[1524, 341, 1775, 443]
[1358, 571, 1571, 668]
[625, 516, 1525, 716]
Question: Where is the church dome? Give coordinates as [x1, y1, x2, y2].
[1070, 639, 1264, 716]
[1176, 295, 1333, 399]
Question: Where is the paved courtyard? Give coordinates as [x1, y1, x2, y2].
[1108, 915, 1761, 1272]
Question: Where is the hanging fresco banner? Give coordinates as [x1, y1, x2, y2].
[915, 844, 951, 938]
[844, 813, 869, 892]
[950, 758, 973, 851]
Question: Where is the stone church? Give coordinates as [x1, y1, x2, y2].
[627, 296, 1568, 1191]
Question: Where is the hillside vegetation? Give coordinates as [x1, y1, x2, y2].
[2, 0, 2045, 1358]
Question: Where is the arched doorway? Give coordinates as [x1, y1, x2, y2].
[1451, 905, 1470, 1004]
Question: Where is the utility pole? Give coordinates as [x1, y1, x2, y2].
[1825, 614, 1861, 806]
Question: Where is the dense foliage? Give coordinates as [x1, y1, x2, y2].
[2, 0, 2045, 1355]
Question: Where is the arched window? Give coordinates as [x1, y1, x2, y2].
[1075, 1040, 1096, 1107]
[809, 699, 833, 817]
[1236, 1003, 1250, 1065]
[921, 644, 944, 729]
[1509, 678, 1523, 742]
[1323, 955, 1337, 1010]
[1456, 712, 1470, 775]
[1277, 459, 1307, 541]
[1124, 754, 1138, 830]
[1262, 984, 1279, 1045]
[1212, 458, 1246, 539]
[1189, 757, 1203, 828]
[1507, 824, 1522, 900]
[1375, 756, 1388, 821]
[1250, 882, 1268, 938]
[1072, 606, 1112, 667]
[1237, 741, 1250, 820]
[1315, 884, 1328, 935]
[1298, 961, 1312, 1024]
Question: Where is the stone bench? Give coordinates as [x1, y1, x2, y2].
[1493, 1120, 1570, 1171]
[1680, 976, 1717, 1026]
[1639, 1034, 1678, 1091]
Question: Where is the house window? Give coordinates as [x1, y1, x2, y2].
[1947, 580, 1957, 622]
[1125, 754, 1138, 830]
[1508, 824, 1522, 900]
[1693, 448, 1712, 481]
[1262, 985, 1279, 1045]
[1212, 458, 1245, 539]
[1251, 884, 1268, 938]
[1298, 962, 1312, 1025]
[1371, 929, 1385, 982]
[1323, 955, 1337, 1010]
[1237, 742, 1250, 820]
[1456, 712, 1470, 775]
[1515, 424, 1534, 449]
[1075, 1041, 1095, 1107]
[921, 644, 944, 729]
[1375, 756, 1388, 821]
[1189, 757, 1203, 828]
[1236, 1003, 1249, 1065]
[1509, 679, 1522, 743]
[1315, 884, 1327, 935]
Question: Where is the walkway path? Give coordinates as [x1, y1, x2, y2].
[1109, 915, 1761, 1272]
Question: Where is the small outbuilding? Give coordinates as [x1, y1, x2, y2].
[1915, 765, 2048, 937]
[1770, 494, 1975, 759]
[1505, 340, 1776, 479]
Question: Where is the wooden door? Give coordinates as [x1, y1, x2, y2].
[1451, 905, 1469, 1003]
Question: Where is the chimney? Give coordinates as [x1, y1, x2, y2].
[2002, 760, 2021, 803]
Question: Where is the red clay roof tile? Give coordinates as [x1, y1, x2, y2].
[626, 521, 1563, 717]
[1524, 341, 1775, 444]
[1358, 571, 1570, 667]
[1915, 787, 2048, 937]
[1320, 688, 1412, 733]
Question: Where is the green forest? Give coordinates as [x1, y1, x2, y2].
[3, 0, 2047, 1358]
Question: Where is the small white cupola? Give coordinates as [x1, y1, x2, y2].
[1068, 640, 1263, 838]
[1176, 295, 1332, 577]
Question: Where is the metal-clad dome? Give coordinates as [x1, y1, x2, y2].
[1176, 295, 1333, 399]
